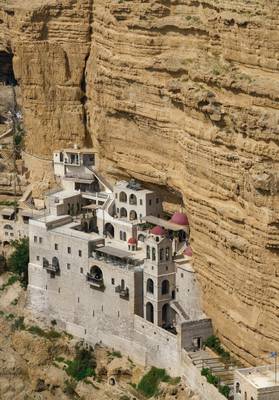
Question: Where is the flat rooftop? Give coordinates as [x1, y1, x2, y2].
[50, 190, 80, 200]
[115, 180, 153, 194]
[237, 365, 279, 389]
[51, 222, 102, 241]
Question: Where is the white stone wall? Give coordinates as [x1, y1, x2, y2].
[176, 264, 204, 320]
[234, 369, 279, 400]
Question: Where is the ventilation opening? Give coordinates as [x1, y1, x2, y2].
[0, 51, 17, 85]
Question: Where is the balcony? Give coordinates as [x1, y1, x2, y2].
[43, 258, 60, 274]
[86, 273, 105, 290]
[115, 285, 129, 300]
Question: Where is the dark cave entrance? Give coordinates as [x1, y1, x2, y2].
[0, 51, 17, 85]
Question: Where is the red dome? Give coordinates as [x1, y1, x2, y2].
[184, 247, 193, 257]
[171, 212, 189, 226]
[128, 237, 137, 244]
[150, 226, 166, 236]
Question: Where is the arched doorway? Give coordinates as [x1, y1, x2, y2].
[119, 192, 127, 203]
[162, 303, 171, 327]
[146, 278, 154, 294]
[146, 302, 154, 323]
[90, 266, 103, 282]
[129, 194, 137, 205]
[129, 210, 137, 221]
[120, 208, 127, 218]
[161, 280, 170, 295]
[104, 223, 114, 238]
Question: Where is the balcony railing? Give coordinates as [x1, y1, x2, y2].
[43, 263, 59, 273]
[86, 273, 104, 289]
[115, 285, 129, 300]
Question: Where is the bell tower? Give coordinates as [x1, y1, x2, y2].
[143, 226, 175, 327]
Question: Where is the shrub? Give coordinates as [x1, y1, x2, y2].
[0, 275, 18, 291]
[27, 325, 62, 340]
[12, 316, 25, 331]
[66, 347, 96, 381]
[204, 335, 231, 361]
[7, 238, 29, 287]
[137, 367, 170, 398]
[219, 384, 230, 398]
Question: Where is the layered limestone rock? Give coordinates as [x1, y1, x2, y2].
[0, 0, 278, 365]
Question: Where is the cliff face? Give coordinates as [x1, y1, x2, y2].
[0, 0, 279, 365]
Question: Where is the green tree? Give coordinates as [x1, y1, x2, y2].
[7, 238, 29, 287]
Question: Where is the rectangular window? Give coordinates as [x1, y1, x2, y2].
[111, 278, 115, 285]
[80, 267, 83, 274]
[36, 256, 40, 261]
[140, 199, 143, 205]
[67, 263, 71, 270]
[55, 243, 58, 250]
[67, 247, 71, 254]
[34, 236, 37, 243]
[149, 199, 152, 206]
[156, 198, 159, 204]
[78, 250, 82, 257]
[10, 233, 14, 237]
[166, 247, 170, 261]
[181, 273, 184, 278]
[39, 237, 42, 244]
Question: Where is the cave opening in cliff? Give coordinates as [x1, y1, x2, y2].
[0, 50, 17, 85]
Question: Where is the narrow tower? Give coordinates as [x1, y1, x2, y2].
[143, 226, 175, 327]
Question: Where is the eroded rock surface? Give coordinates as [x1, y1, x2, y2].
[0, 0, 278, 365]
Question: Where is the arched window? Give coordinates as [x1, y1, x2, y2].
[90, 265, 103, 281]
[152, 247, 156, 261]
[129, 194, 137, 205]
[235, 382, 240, 393]
[159, 248, 164, 261]
[162, 280, 169, 295]
[119, 192, 127, 203]
[147, 278, 154, 294]
[166, 247, 170, 261]
[43, 258, 49, 269]
[52, 257, 60, 272]
[146, 245, 150, 259]
[120, 207, 127, 218]
[4, 224, 13, 230]
[129, 210, 137, 221]
[104, 223, 114, 238]
[123, 232, 127, 241]
[121, 279, 125, 289]
[120, 231, 123, 240]
[244, 392, 247, 400]
[146, 302, 154, 323]
[138, 234, 145, 242]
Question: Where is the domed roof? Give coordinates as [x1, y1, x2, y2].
[128, 237, 137, 244]
[150, 226, 166, 236]
[171, 212, 189, 226]
[184, 247, 193, 257]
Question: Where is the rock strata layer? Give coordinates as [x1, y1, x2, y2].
[0, 0, 279, 365]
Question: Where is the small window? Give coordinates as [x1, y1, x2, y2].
[149, 199, 152, 206]
[58, 288, 61, 293]
[4, 232, 8, 236]
[181, 273, 184, 278]
[36, 256, 40, 261]
[10, 233, 14, 237]
[152, 247, 156, 261]
[156, 198, 159, 204]
[115, 193, 118, 199]
[159, 248, 164, 261]
[166, 247, 170, 261]
[67, 263, 71, 270]
[111, 278, 115, 285]
[120, 231, 123, 241]
[39, 237, 42, 244]
[55, 243, 58, 250]
[78, 297, 80, 303]
[117, 208, 119, 213]
[123, 232, 127, 241]
[34, 236, 37, 243]
[67, 247, 71, 254]
[78, 250, 82, 257]
[166, 266, 168, 271]
[80, 267, 83, 274]
[146, 245, 150, 259]
[140, 199, 143, 205]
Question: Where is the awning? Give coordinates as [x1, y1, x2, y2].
[143, 216, 188, 232]
[82, 204, 99, 210]
[95, 246, 131, 260]
[0, 208, 15, 217]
